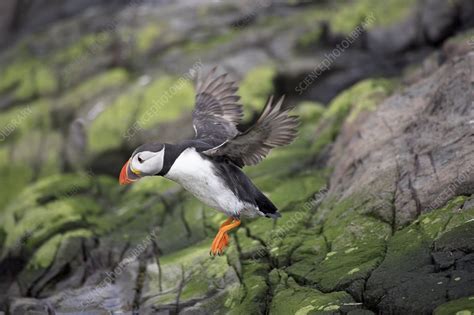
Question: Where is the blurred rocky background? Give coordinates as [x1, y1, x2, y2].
[0, 0, 473, 314]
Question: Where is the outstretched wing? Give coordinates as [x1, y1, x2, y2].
[192, 67, 243, 145]
[203, 96, 299, 167]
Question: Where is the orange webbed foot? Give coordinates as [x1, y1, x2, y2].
[209, 218, 240, 256]
[210, 232, 228, 256]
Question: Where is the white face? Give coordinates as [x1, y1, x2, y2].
[130, 148, 165, 176]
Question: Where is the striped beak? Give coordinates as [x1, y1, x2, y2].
[119, 159, 140, 185]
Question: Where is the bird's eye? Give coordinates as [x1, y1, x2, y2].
[137, 155, 144, 163]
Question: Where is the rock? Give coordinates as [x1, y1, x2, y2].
[309, 78, 395, 155]
[221, 49, 271, 78]
[367, 13, 422, 54]
[64, 118, 87, 171]
[269, 270, 356, 315]
[328, 52, 474, 228]
[141, 242, 237, 314]
[457, 0, 474, 29]
[0, 0, 15, 46]
[9, 298, 53, 315]
[442, 29, 474, 60]
[1, 1, 474, 314]
[421, 0, 457, 43]
[364, 198, 474, 314]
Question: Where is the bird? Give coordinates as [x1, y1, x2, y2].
[119, 67, 299, 255]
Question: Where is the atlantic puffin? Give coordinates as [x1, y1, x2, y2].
[119, 67, 299, 255]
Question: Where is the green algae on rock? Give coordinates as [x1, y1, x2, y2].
[296, 26, 324, 50]
[310, 78, 395, 153]
[284, 194, 390, 292]
[0, 172, 109, 264]
[269, 269, 355, 315]
[434, 296, 474, 315]
[239, 66, 277, 116]
[364, 196, 474, 313]
[27, 229, 93, 269]
[0, 0, 472, 312]
[226, 262, 271, 315]
[88, 75, 194, 153]
[135, 24, 163, 54]
[143, 241, 235, 310]
[2, 195, 100, 255]
[57, 68, 129, 110]
[331, 0, 417, 34]
[0, 57, 58, 101]
[295, 101, 325, 124]
[52, 32, 112, 65]
[0, 150, 34, 210]
[265, 171, 328, 210]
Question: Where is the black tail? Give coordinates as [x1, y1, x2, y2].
[255, 190, 281, 219]
[210, 156, 282, 218]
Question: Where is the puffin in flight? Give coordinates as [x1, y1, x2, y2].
[119, 67, 299, 255]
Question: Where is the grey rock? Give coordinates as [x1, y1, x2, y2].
[9, 298, 53, 315]
[329, 52, 474, 228]
[367, 13, 422, 54]
[421, 0, 457, 43]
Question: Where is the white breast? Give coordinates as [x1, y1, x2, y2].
[164, 147, 251, 217]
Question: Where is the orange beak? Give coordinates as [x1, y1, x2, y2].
[119, 159, 135, 185]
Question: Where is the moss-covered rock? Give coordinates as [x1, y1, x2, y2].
[321, 196, 392, 250]
[0, 172, 124, 267]
[2, 194, 100, 257]
[143, 241, 235, 310]
[183, 31, 239, 54]
[0, 147, 34, 211]
[226, 262, 271, 314]
[27, 229, 93, 269]
[434, 296, 474, 315]
[265, 171, 327, 210]
[331, 0, 417, 34]
[275, 229, 326, 269]
[242, 170, 327, 254]
[0, 1, 472, 313]
[52, 32, 112, 65]
[311, 78, 394, 153]
[135, 24, 163, 54]
[295, 102, 325, 124]
[0, 98, 61, 207]
[269, 269, 355, 314]
[416, 196, 469, 239]
[239, 66, 276, 116]
[296, 26, 324, 50]
[1, 173, 93, 218]
[246, 148, 309, 180]
[57, 68, 129, 110]
[0, 100, 49, 144]
[293, 0, 418, 47]
[0, 55, 58, 101]
[88, 75, 195, 153]
[155, 194, 212, 253]
[285, 195, 390, 292]
[364, 196, 474, 314]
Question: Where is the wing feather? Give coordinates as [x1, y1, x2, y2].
[203, 96, 299, 167]
[192, 67, 244, 144]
